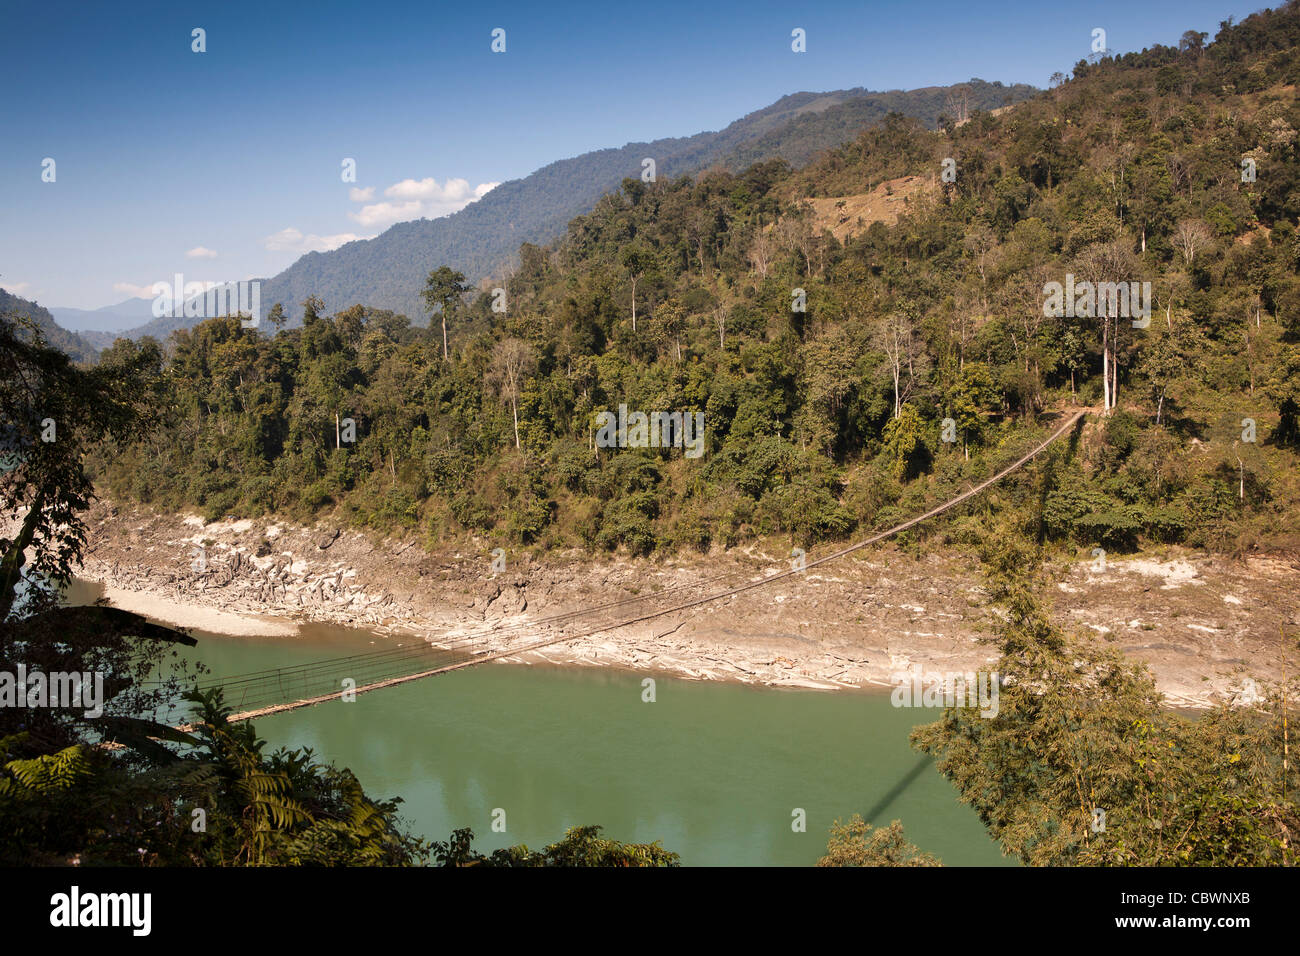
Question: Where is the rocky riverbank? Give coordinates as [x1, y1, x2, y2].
[73, 501, 1298, 708]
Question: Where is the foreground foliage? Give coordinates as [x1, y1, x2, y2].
[910, 521, 1298, 866]
[0, 689, 427, 866]
[0, 322, 674, 866]
[432, 825, 679, 867]
[817, 817, 942, 867]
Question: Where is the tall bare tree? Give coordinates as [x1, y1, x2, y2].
[944, 83, 971, 125]
[1175, 219, 1214, 267]
[748, 228, 775, 278]
[875, 312, 924, 418]
[488, 338, 536, 450]
[1075, 241, 1138, 414]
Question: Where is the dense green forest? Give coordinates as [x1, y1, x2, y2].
[91, 6, 1300, 561]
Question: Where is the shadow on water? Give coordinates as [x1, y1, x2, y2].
[863, 755, 936, 825]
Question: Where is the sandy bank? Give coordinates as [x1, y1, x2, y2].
[97, 584, 297, 637]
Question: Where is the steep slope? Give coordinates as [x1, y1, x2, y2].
[0, 289, 99, 363]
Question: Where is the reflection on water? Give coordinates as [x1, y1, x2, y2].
[64, 579, 1014, 866]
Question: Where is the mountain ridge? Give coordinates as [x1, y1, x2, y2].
[111, 78, 1035, 341]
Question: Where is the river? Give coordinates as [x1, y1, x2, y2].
[68, 580, 1014, 867]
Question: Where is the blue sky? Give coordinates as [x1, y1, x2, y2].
[0, 0, 1265, 309]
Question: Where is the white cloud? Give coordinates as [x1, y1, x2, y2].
[350, 200, 424, 228]
[348, 176, 499, 228]
[3, 281, 31, 295]
[348, 186, 375, 201]
[262, 227, 369, 254]
[186, 246, 218, 259]
[113, 282, 157, 298]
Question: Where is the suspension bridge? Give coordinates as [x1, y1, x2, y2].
[182, 408, 1088, 724]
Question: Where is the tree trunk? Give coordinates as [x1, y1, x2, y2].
[1101, 350, 1109, 413]
[1246, 326, 1255, 395]
[1102, 318, 1113, 413]
[1112, 311, 1121, 404]
[511, 397, 521, 450]
[442, 315, 449, 361]
[0, 490, 44, 622]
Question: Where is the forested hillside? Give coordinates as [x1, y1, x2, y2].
[0, 289, 98, 364]
[113, 80, 1033, 343]
[90, 5, 1300, 560]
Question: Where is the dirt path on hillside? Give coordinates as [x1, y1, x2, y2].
[71, 502, 1299, 708]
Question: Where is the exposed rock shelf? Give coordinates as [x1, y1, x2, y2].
[71, 502, 1298, 708]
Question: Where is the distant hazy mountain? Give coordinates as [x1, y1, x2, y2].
[0, 288, 99, 362]
[112, 78, 1035, 340]
[50, 296, 157, 335]
[76, 328, 130, 351]
[107, 281, 260, 343]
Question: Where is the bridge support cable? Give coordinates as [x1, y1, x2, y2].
[194, 409, 1086, 722]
